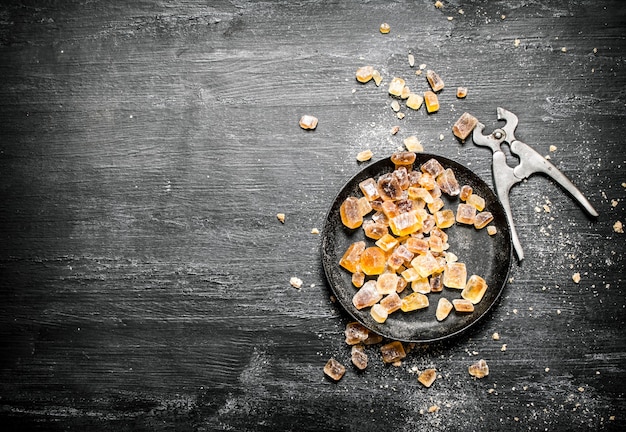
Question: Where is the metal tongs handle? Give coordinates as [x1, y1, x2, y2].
[473, 108, 599, 262]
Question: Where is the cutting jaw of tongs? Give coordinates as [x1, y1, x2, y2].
[472, 107, 599, 261]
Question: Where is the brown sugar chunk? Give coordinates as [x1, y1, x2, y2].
[380, 341, 406, 363]
[452, 112, 478, 140]
[324, 358, 346, 381]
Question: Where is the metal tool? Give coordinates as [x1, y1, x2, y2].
[472, 107, 598, 261]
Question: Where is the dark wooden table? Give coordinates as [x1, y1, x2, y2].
[1, 1, 624, 430]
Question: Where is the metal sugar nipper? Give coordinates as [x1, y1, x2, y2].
[472, 107, 599, 261]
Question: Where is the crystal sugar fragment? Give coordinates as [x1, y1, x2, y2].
[443, 262, 467, 289]
[411, 277, 431, 294]
[376, 272, 399, 295]
[419, 172, 436, 190]
[352, 280, 383, 309]
[474, 212, 494, 229]
[461, 274, 488, 304]
[430, 271, 443, 292]
[427, 197, 445, 214]
[324, 358, 346, 381]
[375, 233, 398, 252]
[436, 297, 453, 321]
[378, 173, 403, 201]
[421, 158, 445, 177]
[351, 344, 368, 370]
[357, 196, 373, 217]
[380, 341, 406, 363]
[467, 193, 485, 211]
[400, 292, 429, 312]
[389, 211, 422, 236]
[371, 303, 388, 323]
[411, 251, 443, 278]
[359, 178, 380, 201]
[453, 298, 475, 313]
[299, 115, 318, 130]
[345, 321, 369, 345]
[360, 247, 386, 275]
[468, 359, 489, 378]
[390, 151, 416, 169]
[352, 270, 365, 288]
[424, 91, 439, 113]
[408, 187, 434, 204]
[405, 237, 429, 255]
[340, 196, 363, 229]
[388, 77, 406, 97]
[339, 241, 365, 273]
[459, 185, 473, 201]
[452, 112, 479, 140]
[380, 292, 402, 313]
[456, 203, 477, 225]
[363, 220, 388, 240]
[426, 70, 445, 92]
[434, 209, 455, 228]
[406, 93, 423, 110]
[381, 200, 400, 219]
[437, 168, 460, 196]
[418, 368, 437, 387]
[393, 166, 410, 189]
[356, 66, 374, 83]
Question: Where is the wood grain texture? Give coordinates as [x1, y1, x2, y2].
[0, 0, 624, 431]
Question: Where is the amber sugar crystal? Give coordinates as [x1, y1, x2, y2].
[376, 272, 399, 295]
[418, 368, 437, 387]
[375, 233, 398, 252]
[461, 274, 488, 304]
[467, 193, 486, 211]
[426, 70, 445, 92]
[453, 298, 475, 313]
[339, 241, 365, 273]
[378, 173, 403, 201]
[360, 246, 386, 275]
[352, 280, 383, 310]
[424, 91, 439, 113]
[436, 297, 453, 321]
[443, 262, 467, 289]
[411, 277, 430, 294]
[388, 77, 406, 97]
[474, 211, 494, 229]
[389, 211, 422, 236]
[400, 292, 429, 312]
[452, 112, 479, 140]
[468, 359, 489, 378]
[345, 321, 369, 345]
[380, 292, 402, 313]
[359, 178, 380, 201]
[324, 358, 346, 381]
[299, 115, 318, 130]
[356, 65, 374, 83]
[459, 185, 473, 201]
[456, 203, 477, 225]
[351, 344, 368, 370]
[391, 151, 417, 169]
[421, 158, 445, 177]
[363, 220, 388, 240]
[340, 196, 363, 229]
[436, 168, 460, 196]
[434, 209, 455, 229]
[380, 341, 406, 363]
[370, 303, 388, 323]
[411, 251, 443, 278]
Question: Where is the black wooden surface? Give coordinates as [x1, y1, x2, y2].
[1, 1, 624, 431]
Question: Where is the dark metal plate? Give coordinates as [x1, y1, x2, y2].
[321, 154, 512, 343]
